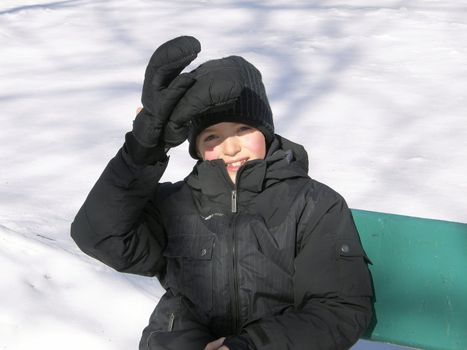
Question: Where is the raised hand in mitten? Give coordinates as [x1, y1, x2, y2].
[132, 36, 200, 148]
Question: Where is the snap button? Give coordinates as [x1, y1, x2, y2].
[341, 244, 350, 253]
[200, 248, 207, 256]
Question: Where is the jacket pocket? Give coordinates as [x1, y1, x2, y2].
[164, 234, 215, 310]
[336, 239, 373, 297]
[142, 292, 213, 349]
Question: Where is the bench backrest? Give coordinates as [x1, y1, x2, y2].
[351, 209, 467, 350]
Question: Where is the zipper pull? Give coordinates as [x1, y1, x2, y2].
[231, 190, 237, 213]
[168, 313, 175, 331]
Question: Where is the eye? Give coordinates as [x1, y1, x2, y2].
[202, 134, 218, 143]
[238, 125, 253, 133]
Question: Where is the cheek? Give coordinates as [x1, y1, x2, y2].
[197, 138, 218, 161]
[200, 146, 219, 161]
[245, 133, 266, 159]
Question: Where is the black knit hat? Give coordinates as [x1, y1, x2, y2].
[185, 56, 274, 159]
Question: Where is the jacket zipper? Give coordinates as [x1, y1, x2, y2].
[229, 168, 241, 333]
[231, 213, 240, 334]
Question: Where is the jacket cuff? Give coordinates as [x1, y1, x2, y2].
[223, 334, 255, 350]
[245, 322, 279, 350]
[124, 132, 168, 166]
[113, 146, 169, 189]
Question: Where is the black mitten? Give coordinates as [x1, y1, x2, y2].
[132, 36, 200, 148]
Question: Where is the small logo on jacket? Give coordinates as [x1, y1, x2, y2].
[201, 213, 224, 220]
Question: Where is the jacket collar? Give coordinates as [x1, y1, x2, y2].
[185, 134, 309, 196]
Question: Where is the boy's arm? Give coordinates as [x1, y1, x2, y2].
[244, 191, 374, 350]
[71, 139, 169, 277]
[71, 36, 201, 277]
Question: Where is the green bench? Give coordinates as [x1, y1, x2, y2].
[351, 210, 467, 350]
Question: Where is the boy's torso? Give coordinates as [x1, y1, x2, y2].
[154, 156, 313, 335]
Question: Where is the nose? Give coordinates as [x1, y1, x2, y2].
[222, 136, 241, 156]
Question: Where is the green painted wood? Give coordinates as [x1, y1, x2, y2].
[351, 209, 467, 350]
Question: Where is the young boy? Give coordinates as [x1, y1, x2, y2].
[71, 36, 373, 350]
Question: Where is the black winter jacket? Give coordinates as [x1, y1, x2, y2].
[71, 135, 373, 350]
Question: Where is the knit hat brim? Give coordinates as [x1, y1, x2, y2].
[188, 87, 274, 158]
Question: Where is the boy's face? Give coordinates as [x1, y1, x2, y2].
[196, 122, 267, 184]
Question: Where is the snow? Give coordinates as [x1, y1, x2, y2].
[1, 0, 466, 349]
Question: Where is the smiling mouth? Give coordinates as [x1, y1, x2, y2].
[226, 159, 247, 170]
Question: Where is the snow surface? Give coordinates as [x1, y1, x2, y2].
[1, 0, 466, 349]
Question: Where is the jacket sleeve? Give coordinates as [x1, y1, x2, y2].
[245, 188, 374, 350]
[70, 138, 169, 277]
